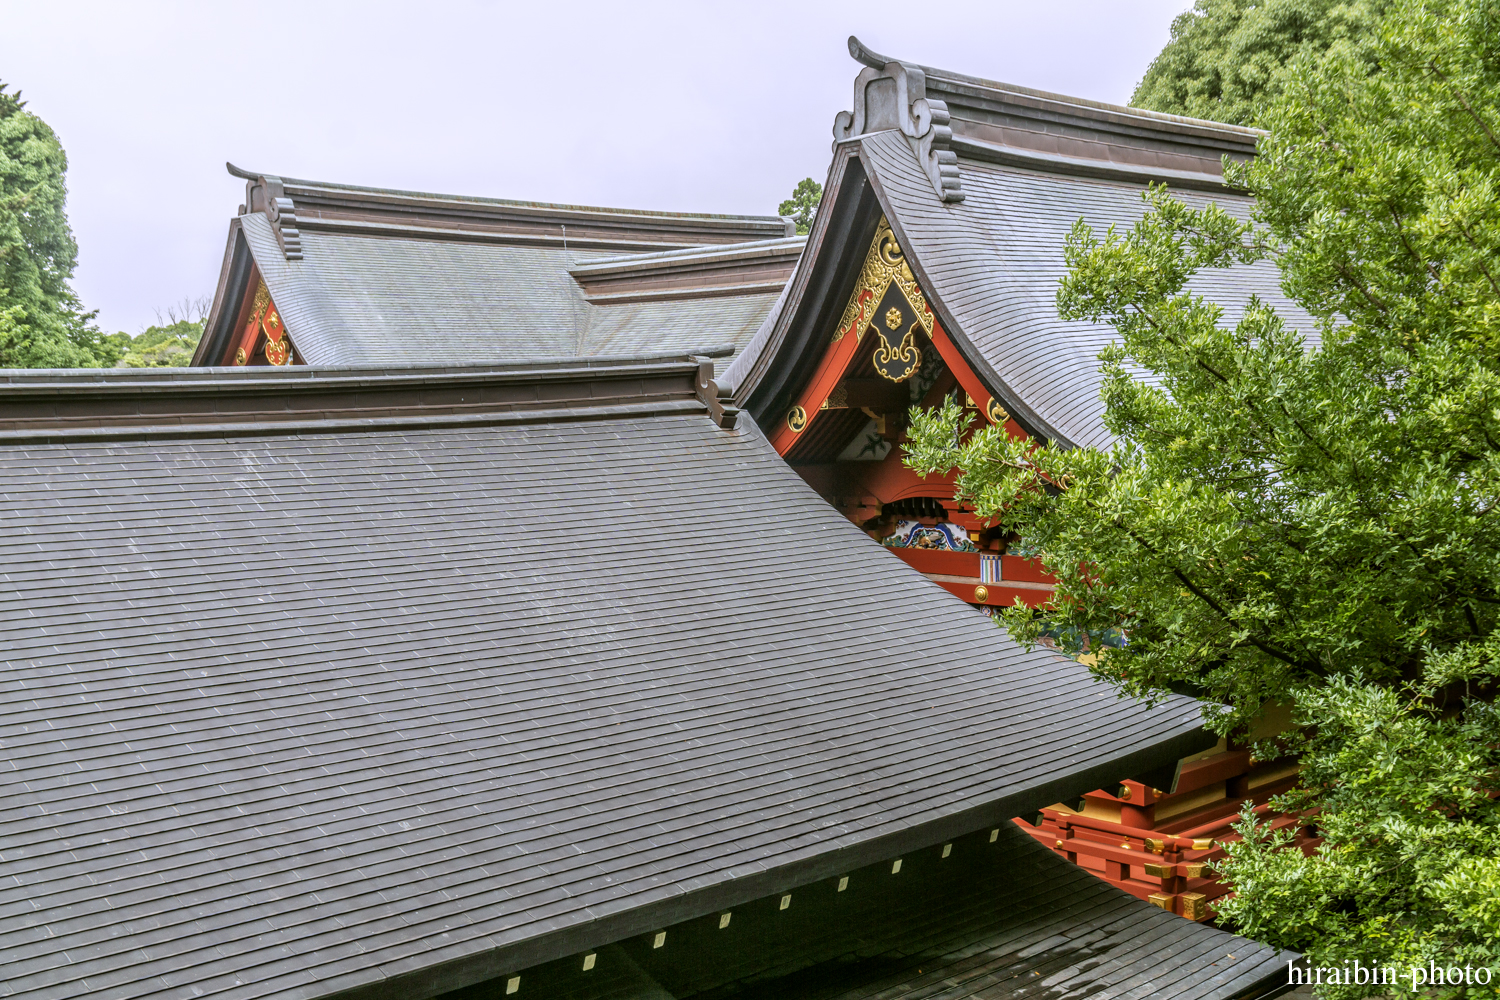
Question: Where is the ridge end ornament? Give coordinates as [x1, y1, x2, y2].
[229, 165, 304, 260]
[832, 39, 964, 204]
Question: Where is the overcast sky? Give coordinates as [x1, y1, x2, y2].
[1, 1, 1190, 335]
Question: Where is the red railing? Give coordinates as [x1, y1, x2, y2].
[1018, 750, 1320, 921]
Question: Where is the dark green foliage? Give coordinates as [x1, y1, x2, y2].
[1132, 0, 1386, 125]
[778, 178, 822, 236]
[907, 1, 1500, 990]
[0, 82, 117, 368]
[1218, 680, 1500, 993]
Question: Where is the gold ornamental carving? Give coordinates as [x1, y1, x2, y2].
[832, 218, 935, 343]
[873, 327, 921, 382]
[786, 405, 808, 433]
[986, 397, 1009, 425]
[243, 279, 295, 366]
[251, 281, 271, 322]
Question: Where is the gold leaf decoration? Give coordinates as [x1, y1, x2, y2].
[832, 218, 935, 343]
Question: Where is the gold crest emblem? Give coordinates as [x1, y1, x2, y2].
[873, 327, 921, 382]
[832, 219, 935, 343]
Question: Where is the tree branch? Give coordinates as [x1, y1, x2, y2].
[1387, 203, 1442, 286]
[1427, 59, 1500, 155]
[1452, 217, 1500, 300]
[1333, 261, 1392, 315]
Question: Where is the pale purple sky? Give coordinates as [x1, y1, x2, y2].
[0, 0, 1190, 335]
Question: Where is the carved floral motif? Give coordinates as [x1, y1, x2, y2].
[237, 280, 295, 366]
[832, 218, 934, 344]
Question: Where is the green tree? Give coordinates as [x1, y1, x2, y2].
[1132, 0, 1386, 125]
[778, 178, 822, 236]
[117, 320, 203, 367]
[0, 82, 118, 368]
[907, 2, 1500, 992]
[116, 297, 208, 367]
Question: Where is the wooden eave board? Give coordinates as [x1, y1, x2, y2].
[439, 823, 1288, 1000]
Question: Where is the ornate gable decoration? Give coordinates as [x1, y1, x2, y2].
[231, 280, 296, 366]
[832, 37, 964, 204]
[834, 217, 935, 368]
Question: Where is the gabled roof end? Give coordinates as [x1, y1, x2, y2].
[833, 38, 964, 204]
[226, 162, 303, 260]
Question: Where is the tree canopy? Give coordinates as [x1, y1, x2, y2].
[908, 0, 1500, 990]
[1132, 0, 1387, 125]
[778, 178, 822, 235]
[110, 319, 203, 367]
[110, 298, 209, 367]
[0, 82, 117, 368]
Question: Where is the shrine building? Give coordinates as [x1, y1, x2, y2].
[719, 37, 1325, 916]
[190, 167, 801, 374]
[0, 359, 1291, 999]
[11, 25, 1332, 995]
[179, 34, 1326, 930]
[191, 36, 1323, 923]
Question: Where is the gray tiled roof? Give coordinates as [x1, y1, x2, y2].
[580, 293, 782, 361]
[441, 823, 1289, 1000]
[859, 130, 1320, 450]
[728, 129, 1320, 451]
[242, 216, 786, 373]
[0, 365, 1210, 1000]
[244, 214, 596, 364]
[726, 35, 1325, 450]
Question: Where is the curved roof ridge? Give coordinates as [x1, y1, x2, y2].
[844, 36, 1263, 141]
[574, 235, 806, 270]
[227, 162, 795, 225]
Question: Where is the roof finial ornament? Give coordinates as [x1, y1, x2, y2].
[225, 162, 304, 260]
[832, 37, 964, 204]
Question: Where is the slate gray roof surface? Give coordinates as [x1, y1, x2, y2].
[0, 367, 1209, 1000]
[242, 217, 784, 374]
[243, 214, 596, 364]
[859, 130, 1320, 451]
[580, 294, 783, 363]
[442, 823, 1289, 1000]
